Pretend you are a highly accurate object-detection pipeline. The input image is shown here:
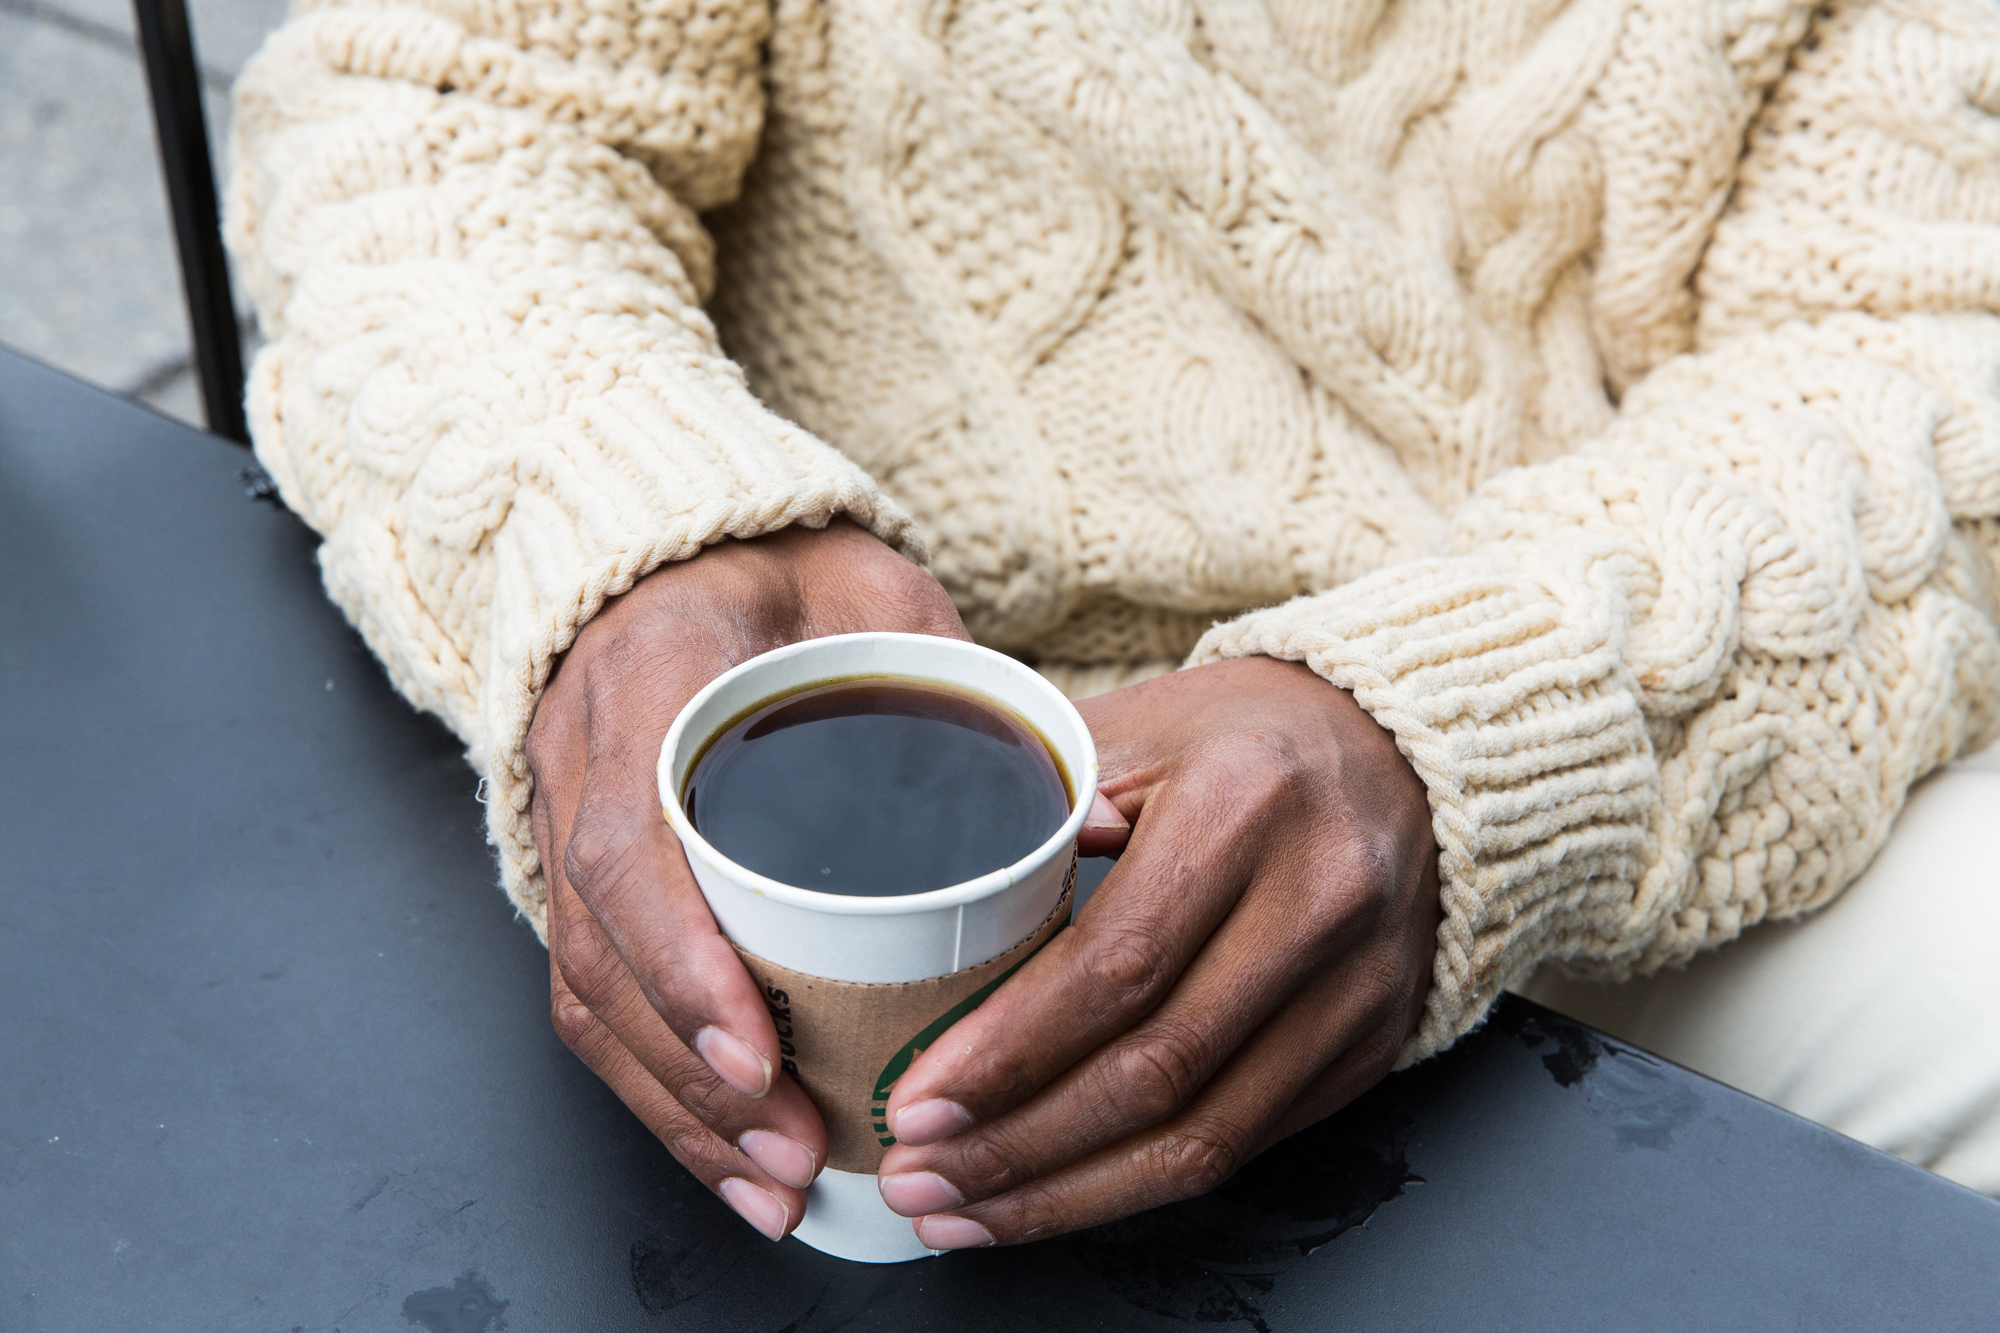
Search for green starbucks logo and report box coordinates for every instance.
[870,853,1077,1147]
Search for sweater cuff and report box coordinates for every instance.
[465,367,924,938]
[1190,550,1659,1063]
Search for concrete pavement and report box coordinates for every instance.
[0,0,285,427]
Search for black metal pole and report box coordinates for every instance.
[133,0,248,445]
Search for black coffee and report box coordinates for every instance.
[685,679,1071,897]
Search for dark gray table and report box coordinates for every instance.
[4,344,1997,1331]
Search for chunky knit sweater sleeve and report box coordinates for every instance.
[224,0,918,926]
[1195,3,2000,1061]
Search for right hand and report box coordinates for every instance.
[526,520,972,1239]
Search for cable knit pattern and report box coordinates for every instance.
[227,0,923,925]
[230,0,2000,1059]
[1194,0,2000,1058]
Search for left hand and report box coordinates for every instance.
[874,656,1441,1248]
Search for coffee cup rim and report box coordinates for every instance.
[657,632,1097,917]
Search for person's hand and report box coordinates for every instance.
[874,656,1441,1248]
[528,520,968,1241]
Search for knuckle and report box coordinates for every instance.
[1190,733,1310,835]
[1351,825,1404,902]
[1009,1190,1081,1246]
[649,1105,727,1175]
[953,1128,1039,1194]
[973,1175,1063,1245]
[968,1055,1044,1111]
[1302,829,1405,939]
[846,555,958,635]
[674,1069,739,1126]
[1215,730,1308,792]
[562,809,642,899]
[554,948,609,1015]
[1151,1125,1245,1200]
[550,986,597,1051]
[1293,872,1357,939]
[1081,925,1178,1027]
[552,915,622,1004]
[1112,1028,1208,1125]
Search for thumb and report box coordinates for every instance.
[1076,789,1131,857]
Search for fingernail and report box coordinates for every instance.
[1084,791,1129,831]
[718,1177,790,1241]
[916,1214,994,1250]
[878,1171,963,1217]
[695,1027,773,1099]
[739,1130,819,1190]
[890,1098,973,1145]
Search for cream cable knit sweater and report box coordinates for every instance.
[228,0,2000,1061]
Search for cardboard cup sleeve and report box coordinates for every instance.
[734,875,1074,1173]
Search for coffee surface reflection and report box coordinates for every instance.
[685,679,1071,897]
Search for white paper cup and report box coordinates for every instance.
[657,632,1097,1262]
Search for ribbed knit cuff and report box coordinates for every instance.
[465,368,925,939]
[1191,550,1660,1063]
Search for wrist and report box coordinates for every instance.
[562,519,961,683]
